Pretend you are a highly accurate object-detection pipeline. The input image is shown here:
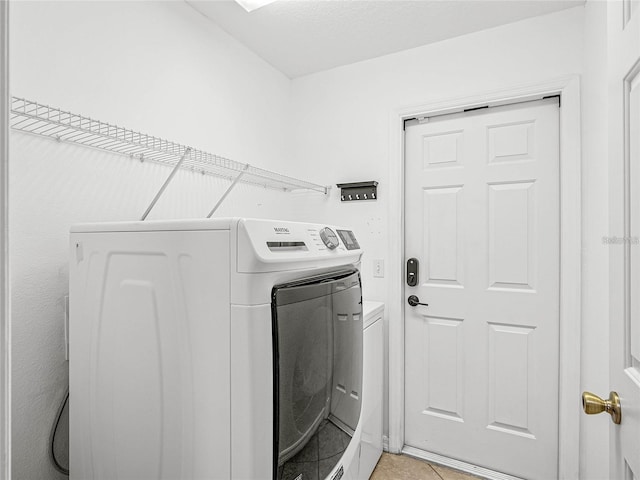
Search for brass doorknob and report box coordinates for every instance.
[582,391,621,424]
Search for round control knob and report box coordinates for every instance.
[319,227,339,250]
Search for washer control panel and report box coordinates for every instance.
[319,227,340,250]
[237,219,363,272]
[336,230,360,250]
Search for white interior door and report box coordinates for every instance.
[404,99,560,479]
[607,1,640,478]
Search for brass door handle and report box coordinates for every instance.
[582,391,621,425]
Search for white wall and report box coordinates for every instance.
[287,6,611,478]
[8,2,306,478]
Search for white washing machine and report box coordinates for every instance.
[69,217,380,480]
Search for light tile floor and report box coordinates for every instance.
[370,453,483,480]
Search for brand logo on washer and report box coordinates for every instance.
[274,227,290,234]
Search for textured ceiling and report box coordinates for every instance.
[187,0,584,79]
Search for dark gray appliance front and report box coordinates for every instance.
[271,268,363,480]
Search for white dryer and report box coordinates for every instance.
[69,217,371,480]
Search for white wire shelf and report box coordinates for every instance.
[10,97,328,194]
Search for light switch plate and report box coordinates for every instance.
[373,259,384,278]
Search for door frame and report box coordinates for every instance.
[1,1,10,477]
[387,75,581,479]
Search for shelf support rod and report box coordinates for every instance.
[141,147,192,221]
[206,163,250,218]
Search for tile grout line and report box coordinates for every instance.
[428,463,446,480]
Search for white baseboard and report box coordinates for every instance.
[401,446,524,480]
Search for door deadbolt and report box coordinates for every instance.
[407,258,419,287]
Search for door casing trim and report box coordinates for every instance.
[0,1,10,478]
[387,75,581,479]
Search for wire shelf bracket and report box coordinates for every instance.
[141,147,192,221]
[10,96,328,218]
[207,163,249,218]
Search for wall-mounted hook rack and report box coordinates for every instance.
[336,181,378,201]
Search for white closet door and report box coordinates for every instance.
[607,1,640,478]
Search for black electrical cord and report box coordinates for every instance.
[49,387,69,476]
